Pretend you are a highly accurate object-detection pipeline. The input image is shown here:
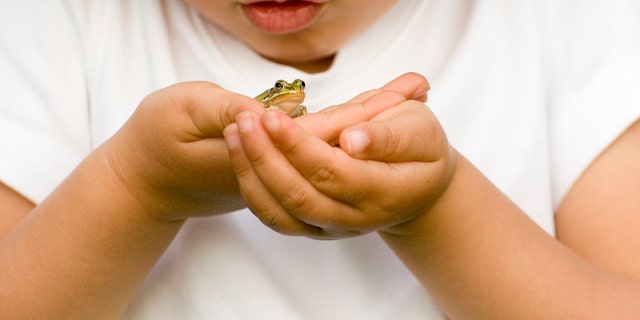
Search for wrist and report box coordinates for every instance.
[94,134,188,223]
[379,146,458,238]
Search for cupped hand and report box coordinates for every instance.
[103,82,265,221]
[224,73,455,239]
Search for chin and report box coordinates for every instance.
[259,37,339,63]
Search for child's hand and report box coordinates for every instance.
[224,74,454,238]
[102,82,265,221]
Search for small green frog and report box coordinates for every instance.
[255,79,307,118]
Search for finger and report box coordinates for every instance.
[262,110,451,232]
[339,101,449,162]
[190,87,265,138]
[381,72,430,102]
[345,72,430,104]
[296,73,430,141]
[296,90,407,143]
[151,81,265,139]
[224,119,324,236]
[235,110,369,231]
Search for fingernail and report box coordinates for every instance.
[263,111,280,133]
[223,125,240,149]
[413,83,430,100]
[345,130,369,155]
[236,113,254,133]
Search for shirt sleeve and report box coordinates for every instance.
[545,0,640,208]
[0,0,92,202]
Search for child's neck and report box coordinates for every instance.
[271,55,335,74]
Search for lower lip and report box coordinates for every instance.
[242,1,324,35]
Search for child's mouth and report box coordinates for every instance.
[241,1,326,35]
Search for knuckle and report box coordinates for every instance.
[247,199,300,236]
[243,143,270,165]
[255,212,296,236]
[278,185,308,212]
[306,154,340,188]
[308,164,337,187]
[233,162,255,181]
[379,125,402,159]
[253,204,281,226]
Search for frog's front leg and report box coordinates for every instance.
[290,105,307,118]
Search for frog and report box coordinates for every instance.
[255,79,307,118]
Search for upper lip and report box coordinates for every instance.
[239,0,328,4]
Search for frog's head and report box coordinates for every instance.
[257,79,306,111]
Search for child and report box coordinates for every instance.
[1,0,639,318]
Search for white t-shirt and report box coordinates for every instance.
[1,0,639,318]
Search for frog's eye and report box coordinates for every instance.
[292,79,305,90]
[274,80,285,89]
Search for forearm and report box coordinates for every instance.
[380,151,640,319]
[0,144,184,319]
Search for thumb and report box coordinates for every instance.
[339,101,448,163]
[140,81,265,139]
